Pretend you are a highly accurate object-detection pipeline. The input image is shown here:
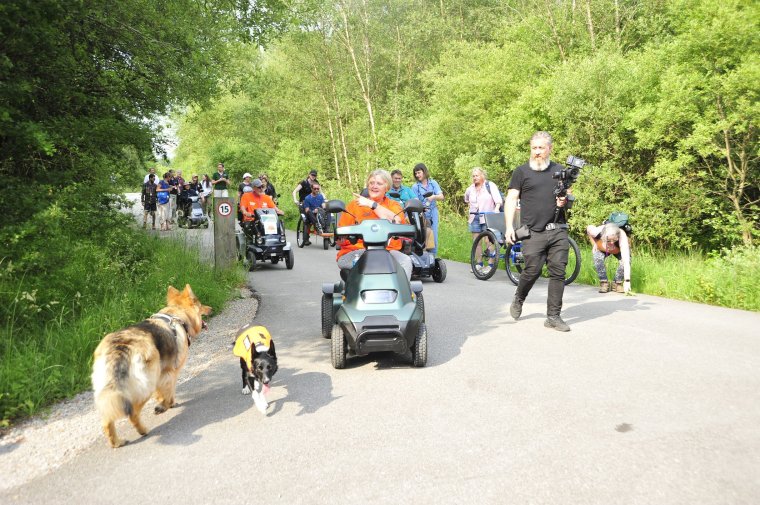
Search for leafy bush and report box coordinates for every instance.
[0,218,245,426]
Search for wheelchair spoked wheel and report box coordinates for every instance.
[504,243,523,285]
[470,230,501,280]
[296,216,306,248]
[328,221,337,247]
[565,237,581,285]
[505,237,581,286]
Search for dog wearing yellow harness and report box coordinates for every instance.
[233,324,278,413]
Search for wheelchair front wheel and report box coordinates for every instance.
[505,236,581,286]
[470,230,501,280]
[296,216,306,248]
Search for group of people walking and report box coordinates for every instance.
[141,168,214,231]
[142,130,631,333]
[141,163,279,231]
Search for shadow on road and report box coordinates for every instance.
[562,295,651,325]
[270,367,341,416]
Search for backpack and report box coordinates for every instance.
[157,182,170,204]
[605,211,632,235]
[485,182,505,212]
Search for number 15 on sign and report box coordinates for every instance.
[217,202,232,217]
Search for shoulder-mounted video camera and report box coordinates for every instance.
[552,155,587,197]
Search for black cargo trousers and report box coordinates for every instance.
[513,227,569,317]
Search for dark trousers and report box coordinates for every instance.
[514,229,569,317]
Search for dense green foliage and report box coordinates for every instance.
[1,0,284,222]
[0,219,246,425]
[0,0,282,425]
[175,0,758,252]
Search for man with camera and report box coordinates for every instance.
[504,131,574,332]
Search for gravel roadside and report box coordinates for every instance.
[0,286,258,491]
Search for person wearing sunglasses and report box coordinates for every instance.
[302,183,328,245]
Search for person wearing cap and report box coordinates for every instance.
[237,173,255,223]
[292,169,320,207]
[240,178,283,224]
[178,179,198,219]
[188,174,204,206]
[188,174,202,193]
[302,181,329,246]
[238,172,255,199]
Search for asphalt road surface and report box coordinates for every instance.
[3,209,759,504]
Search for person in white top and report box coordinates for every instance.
[143,167,160,184]
[464,167,503,270]
[200,174,213,217]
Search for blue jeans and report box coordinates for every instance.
[468,220,486,233]
[426,208,439,254]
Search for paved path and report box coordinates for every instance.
[3,209,759,504]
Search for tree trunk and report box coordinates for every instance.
[585,0,596,51]
[394,24,402,121]
[337,0,379,157]
[337,115,352,186]
[716,95,755,246]
[324,102,341,183]
[545,0,566,62]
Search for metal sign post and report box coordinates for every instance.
[213,197,237,271]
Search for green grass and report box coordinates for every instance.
[1,229,246,427]
[437,214,759,312]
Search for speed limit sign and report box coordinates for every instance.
[217,201,232,217]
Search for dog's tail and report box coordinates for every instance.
[91,349,134,420]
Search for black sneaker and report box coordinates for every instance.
[510,299,522,320]
[303,239,311,246]
[544,316,571,332]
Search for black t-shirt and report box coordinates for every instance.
[298,178,317,202]
[508,161,567,231]
[169,177,179,195]
[264,182,277,199]
[238,182,252,195]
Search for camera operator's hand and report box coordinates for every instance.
[505,226,516,245]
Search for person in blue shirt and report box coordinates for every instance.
[386,169,416,205]
[302,182,329,245]
[411,163,444,254]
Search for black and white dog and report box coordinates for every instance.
[233,325,278,412]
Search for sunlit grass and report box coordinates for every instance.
[438,214,758,311]
[1,230,245,426]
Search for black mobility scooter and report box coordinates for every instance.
[237,208,294,271]
[177,194,209,229]
[321,199,428,369]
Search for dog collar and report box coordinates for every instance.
[151,313,191,347]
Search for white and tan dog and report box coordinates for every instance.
[91,284,211,448]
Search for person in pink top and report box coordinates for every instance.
[464,167,503,270]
